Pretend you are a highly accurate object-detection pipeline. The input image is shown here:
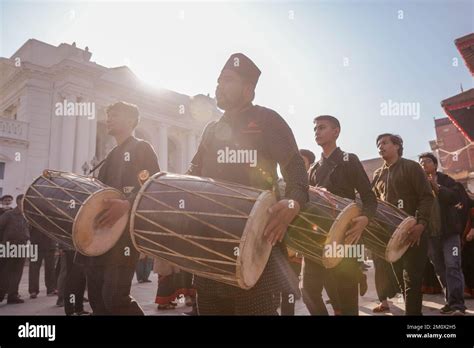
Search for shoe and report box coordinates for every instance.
[372,303,390,313]
[56,298,64,307]
[452,309,466,316]
[83,297,89,303]
[30,293,38,299]
[440,304,454,314]
[75,310,91,316]
[137,280,144,283]
[0,292,5,303]
[7,297,25,304]
[47,290,58,297]
[143,279,152,283]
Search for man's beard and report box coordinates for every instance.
[216,91,244,111]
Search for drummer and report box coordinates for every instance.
[74,101,160,315]
[187,53,309,315]
[372,134,433,315]
[303,115,377,316]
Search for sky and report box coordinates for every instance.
[1,0,473,161]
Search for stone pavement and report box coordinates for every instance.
[0,261,472,316]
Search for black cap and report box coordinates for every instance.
[221,53,261,86]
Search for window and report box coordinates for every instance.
[0,162,4,180]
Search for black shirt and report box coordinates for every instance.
[0,207,30,244]
[188,104,309,207]
[309,147,377,220]
[76,136,160,266]
[372,157,433,226]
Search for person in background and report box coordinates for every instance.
[135,254,153,283]
[0,194,14,301]
[280,149,315,315]
[372,135,433,315]
[154,259,195,310]
[28,226,58,298]
[462,194,474,298]
[0,194,30,304]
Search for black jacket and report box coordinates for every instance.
[436,172,464,236]
[188,104,309,207]
[75,136,160,266]
[372,158,433,226]
[0,207,30,244]
[308,147,377,220]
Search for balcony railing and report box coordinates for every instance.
[0,117,28,142]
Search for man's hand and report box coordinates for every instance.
[427,174,439,194]
[405,223,425,247]
[263,199,300,246]
[95,199,130,229]
[345,215,369,245]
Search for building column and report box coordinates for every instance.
[88,102,98,164]
[157,123,168,171]
[74,101,91,174]
[59,95,76,172]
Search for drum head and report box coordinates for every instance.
[385,216,416,262]
[322,203,360,269]
[73,189,128,256]
[237,191,276,289]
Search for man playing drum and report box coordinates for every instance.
[372,133,433,315]
[74,101,160,315]
[303,115,377,316]
[187,53,309,315]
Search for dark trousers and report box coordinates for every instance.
[373,255,400,302]
[302,258,341,315]
[84,263,144,315]
[135,256,153,282]
[28,249,56,294]
[394,232,429,315]
[428,234,466,311]
[0,257,26,299]
[331,259,360,315]
[196,247,290,315]
[0,257,7,297]
[197,290,277,315]
[280,261,302,316]
[63,251,86,315]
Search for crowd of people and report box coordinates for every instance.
[0,53,473,316]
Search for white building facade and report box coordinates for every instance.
[0,39,220,198]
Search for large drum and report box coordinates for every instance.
[359,199,416,263]
[130,172,276,289]
[285,186,360,269]
[22,170,128,255]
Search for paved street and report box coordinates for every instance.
[0,261,472,316]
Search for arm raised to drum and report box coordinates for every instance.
[96,141,160,229]
[406,163,434,247]
[349,154,377,221]
[261,111,309,245]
